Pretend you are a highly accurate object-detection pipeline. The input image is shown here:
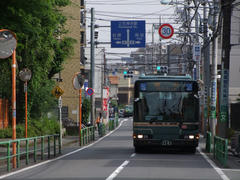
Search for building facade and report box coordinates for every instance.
[59,0,86,122]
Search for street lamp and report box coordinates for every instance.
[19,68,32,138]
[0,29,17,168]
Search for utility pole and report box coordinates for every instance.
[195,9,200,80]
[101,48,105,115]
[90,8,95,125]
[210,0,218,137]
[203,0,211,136]
[219,0,234,138]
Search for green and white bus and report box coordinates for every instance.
[133,75,200,153]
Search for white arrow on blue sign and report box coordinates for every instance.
[111,20,145,48]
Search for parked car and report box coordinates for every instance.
[119,109,125,118]
[124,105,133,117]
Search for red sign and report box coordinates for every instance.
[86,88,94,96]
[103,99,108,111]
[102,87,109,111]
[158,24,174,39]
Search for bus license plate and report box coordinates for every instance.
[162,140,172,146]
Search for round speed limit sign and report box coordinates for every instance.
[158,24,174,39]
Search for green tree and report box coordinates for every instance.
[82,98,91,125]
[0,0,75,122]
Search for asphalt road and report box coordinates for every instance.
[0,118,237,180]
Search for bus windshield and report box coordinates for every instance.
[135,91,199,122]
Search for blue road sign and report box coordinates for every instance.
[84,81,89,97]
[86,88,94,96]
[111,20,145,48]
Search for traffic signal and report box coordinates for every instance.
[124,70,133,78]
[157,66,168,74]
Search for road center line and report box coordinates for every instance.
[198,147,230,180]
[130,153,136,158]
[106,152,135,180]
[106,160,129,180]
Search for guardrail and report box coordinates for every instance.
[108,115,119,131]
[205,131,212,153]
[214,136,228,167]
[109,119,115,131]
[80,126,95,146]
[0,134,61,172]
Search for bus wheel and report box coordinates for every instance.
[189,147,196,154]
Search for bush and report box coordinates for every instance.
[0,117,60,139]
[82,98,91,125]
[0,128,12,139]
[65,126,79,136]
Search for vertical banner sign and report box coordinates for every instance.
[211,81,217,119]
[193,43,201,61]
[220,69,229,122]
[103,87,109,111]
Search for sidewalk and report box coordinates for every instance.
[199,137,240,169]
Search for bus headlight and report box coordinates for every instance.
[189,135,195,139]
[137,134,143,139]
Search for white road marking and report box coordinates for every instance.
[106,153,135,180]
[106,160,129,180]
[221,168,240,172]
[130,153,136,158]
[0,119,128,179]
[198,147,230,180]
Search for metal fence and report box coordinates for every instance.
[205,132,228,167]
[214,136,228,167]
[0,134,61,172]
[108,114,119,131]
[205,131,212,153]
[80,126,95,146]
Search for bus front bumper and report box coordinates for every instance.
[134,139,198,147]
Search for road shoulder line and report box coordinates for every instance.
[0,119,128,179]
[198,147,230,180]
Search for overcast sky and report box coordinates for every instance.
[85,0,179,60]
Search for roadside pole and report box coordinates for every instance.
[19,68,32,138]
[90,8,96,126]
[203,1,210,137]
[12,50,17,168]
[0,30,17,168]
[219,0,233,138]
[59,96,62,147]
[209,0,218,138]
[79,89,82,146]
